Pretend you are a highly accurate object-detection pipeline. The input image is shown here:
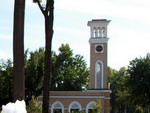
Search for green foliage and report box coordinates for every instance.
[107,66,117,83]
[109,67,131,113]
[0,44,89,106]
[134,105,144,113]
[51,44,89,91]
[91,99,102,113]
[25,48,44,102]
[128,54,150,106]
[109,54,150,112]
[0,59,13,106]
[26,96,42,113]
[69,111,83,113]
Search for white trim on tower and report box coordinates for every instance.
[95,60,104,89]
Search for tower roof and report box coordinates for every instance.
[92,19,107,21]
[87,19,111,27]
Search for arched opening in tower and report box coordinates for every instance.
[95,61,103,89]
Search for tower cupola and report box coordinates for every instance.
[88,19,110,44]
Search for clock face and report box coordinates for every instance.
[96,45,103,53]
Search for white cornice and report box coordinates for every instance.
[39,95,111,99]
[49,96,105,98]
[85,89,112,93]
[87,20,111,27]
[89,38,109,44]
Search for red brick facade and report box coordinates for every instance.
[38,90,111,113]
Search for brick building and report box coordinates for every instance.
[39,19,111,113]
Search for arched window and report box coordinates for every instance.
[68,101,82,113]
[95,60,103,89]
[86,101,96,113]
[51,101,64,113]
[93,27,97,38]
[101,27,105,38]
[97,27,101,37]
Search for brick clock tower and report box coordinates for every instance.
[39,19,111,113]
[87,19,110,90]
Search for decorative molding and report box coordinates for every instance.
[85,89,112,93]
[89,38,109,44]
[50,96,105,99]
[39,95,106,99]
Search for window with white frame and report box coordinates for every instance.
[86,101,96,113]
[68,101,82,113]
[51,101,64,113]
[95,60,103,89]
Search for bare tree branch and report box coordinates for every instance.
[45,0,54,16]
[45,0,49,15]
[37,0,46,16]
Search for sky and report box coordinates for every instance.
[1,0,150,70]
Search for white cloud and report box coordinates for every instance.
[108,24,150,70]
[55,0,150,25]
[55,27,88,36]
[0,34,12,40]
[1,0,150,70]
[0,51,12,60]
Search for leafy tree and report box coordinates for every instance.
[0,60,13,106]
[25,48,44,102]
[107,66,116,83]
[110,67,131,113]
[51,44,89,91]
[24,44,89,94]
[33,0,54,112]
[26,96,42,113]
[91,99,102,113]
[13,0,26,101]
[24,44,89,101]
[128,54,150,110]
[134,105,144,113]
[0,45,89,108]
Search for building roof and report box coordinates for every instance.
[92,19,107,21]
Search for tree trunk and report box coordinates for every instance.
[13,0,25,102]
[42,0,54,112]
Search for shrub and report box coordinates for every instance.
[91,99,102,113]
[26,97,42,113]
[134,105,144,113]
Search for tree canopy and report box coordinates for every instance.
[1,43,150,113]
[25,44,89,102]
[0,44,89,107]
[109,54,150,113]
[51,44,89,91]
[25,48,45,102]
[109,67,131,113]
[128,54,150,107]
[0,60,13,106]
